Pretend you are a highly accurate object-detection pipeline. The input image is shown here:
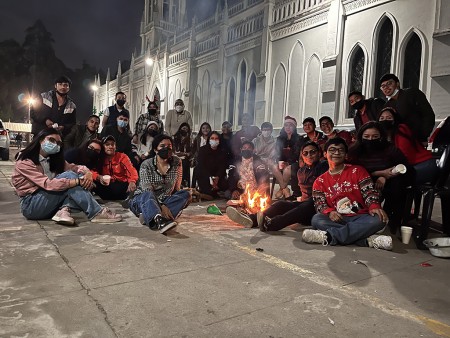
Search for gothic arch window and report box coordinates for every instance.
[374,18,393,97]
[238,61,247,125]
[403,33,422,89]
[228,78,236,125]
[247,73,256,123]
[163,0,170,21]
[348,46,365,117]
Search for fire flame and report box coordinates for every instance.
[240,184,270,214]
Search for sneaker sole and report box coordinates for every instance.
[51,216,75,226]
[159,221,177,234]
[91,217,123,223]
[226,207,253,228]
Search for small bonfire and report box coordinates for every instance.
[239,184,270,214]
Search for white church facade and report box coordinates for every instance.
[93,0,450,132]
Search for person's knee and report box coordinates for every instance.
[311,213,327,228]
[57,171,78,179]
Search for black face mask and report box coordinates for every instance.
[351,100,365,111]
[158,147,172,160]
[148,129,158,137]
[180,130,188,136]
[241,149,253,159]
[116,99,126,107]
[149,108,157,115]
[362,138,384,150]
[86,149,98,160]
[379,120,395,131]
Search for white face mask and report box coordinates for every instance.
[261,130,271,138]
[386,88,399,100]
[175,105,184,113]
[209,139,219,148]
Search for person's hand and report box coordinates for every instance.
[99,175,110,186]
[383,168,397,179]
[237,180,245,190]
[231,190,240,200]
[79,171,93,190]
[328,210,344,223]
[45,119,54,128]
[132,135,138,144]
[369,208,389,224]
[134,155,141,163]
[161,204,174,220]
[375,177,386,190]
[127,182,137,193]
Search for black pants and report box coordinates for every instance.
[94,181,129,200]
[381,175,410,226]
[197,174,228,196]
[181,158,191,187]
[252,199,316,231]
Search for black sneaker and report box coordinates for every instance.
[154,215,177,234]
[257,213,271,232]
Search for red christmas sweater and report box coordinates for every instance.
[312,164,381,216]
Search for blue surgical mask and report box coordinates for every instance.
[209,140,219,148]
[41,140,60,155]
[117,120,128,128]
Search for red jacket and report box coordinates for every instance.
[394,124,432,165]
[93,152,138,183]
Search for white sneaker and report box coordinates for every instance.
[226,207,253,228]
[367,235,393,250]
[52,207,75,226]
[91,208,122,223]
[302,229,329,246]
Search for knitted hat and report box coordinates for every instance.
[147,121,159,129]
[284,116,297,127]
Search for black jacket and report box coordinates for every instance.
[353,98,385,131]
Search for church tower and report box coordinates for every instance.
[141,0,187,52]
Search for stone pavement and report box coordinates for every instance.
[1,151,450,337]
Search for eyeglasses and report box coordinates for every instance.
[302,149,318,156]
[327,147,346,154]
[380,80,395,89]
[46,137,63,146]
[88,146,101,153]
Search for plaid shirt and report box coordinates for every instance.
[133,155,182,202]
[134,113,164,137]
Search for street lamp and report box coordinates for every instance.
[91,85,99,114]
[26,97,35,124]
[146,57,153,66]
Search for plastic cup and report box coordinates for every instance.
[401,226,413,244]
[102,175,111,185]
[392,164,407,174]
[278,161,285,170]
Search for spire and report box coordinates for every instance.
[117,60,122,76]
[106,68,110,81]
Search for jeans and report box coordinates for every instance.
[129,190,190,225]
[20,171,102,220]
[263,199,316,231]
[414,158,438,186]
[311,213,384,246]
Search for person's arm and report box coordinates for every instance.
[174,159,183,191]
[356,166,382,210]
[312,178,334,214]
[63,125,78,149]
[61,105,76,135]
[165,111,173,136]
[415,89,436,142]
[187,111,193,132]
[101,107,110,127]
[121,154,139,183]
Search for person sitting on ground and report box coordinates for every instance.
[299,117,325,146]
[12,128,122,225]
[252,121,277,166]
[220,121,234,166]
[64,114,100,150]
[191,122,212,188]
[347,122,413,234]
[227,141,270,200]
[132,121,161,161]
[64,139,103,170]
[378,107,438,186]
[317,116,353,151]
[231,113,261,160]
[92,135,138,201]
[196,131,228,199]
[226,141,328,231]
[133,100,164,143]
[274,116,302,199]
[173,122,193,188]
[302,137,392,250]
[348,91,385,132]
[128,134,191,234]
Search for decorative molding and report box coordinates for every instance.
[270,11,328,41]
[225,36,262,56]
[196,52,219,67]
[343,0,391,13]
[168,62,188,77]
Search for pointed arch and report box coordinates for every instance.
[271,63,287,128]
[247,71,257,123]
[193,84,202,130]
[399,28,427,90]
[288,40,305,119]
[168,92,174,112]
[303,54,321,122]
[174,79,182,100]
[201,70,210,123]
[237,59,247,125]
[210,81,220,129]
[227,77,236,126]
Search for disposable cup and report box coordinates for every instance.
[392,164,407,174]
[102,175,111,185]
[401,226,413,244]
[278,161,285,170]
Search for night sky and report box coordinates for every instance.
[0,0,218,71]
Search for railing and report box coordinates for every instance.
[159,20,177,32]
[196,16,216,32]
[227,11,264,43]
[229,1,244,17]
[196,34,220,55]
[174,30,191,44]
[272,0,329,24]
[169,48,189,65]
[248,0,264,6]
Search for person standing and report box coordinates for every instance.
[64,114,100,150]
[348,91,385,132]
[302,137,392,250]
[165,99,193,137]
[30,76,77,138]
[133,100,164,143]
[220,121,234,166]
[379,73,435,144]
[231,113,261,159]
[102,92,129,128]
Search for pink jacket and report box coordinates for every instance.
[12,159,87,197]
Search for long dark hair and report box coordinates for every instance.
[348,121,389,157]
[196,122,212,140]
[173,122,192,152]
[16,128,65,174]
[140,123,160,146]
[377,107,420,150]
[78,139,103,169]
[206,131,222,150]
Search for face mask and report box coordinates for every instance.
[362,138,384,150]
[241,149,253,159]
[116,99,126,107]
[148,129,158,137]
[386,89,399,100]
[56,90,68,97]
[262,130,271,138]
[149,108,157,115]
[180,130,188,136]
[158,147,171,160]
[86,149,98,160]
[379,120,395,130]
[41,140,60,155]
[209,140,219,148]
[175,105,184,113]
[351,100,365,110]
[117,120,128,128]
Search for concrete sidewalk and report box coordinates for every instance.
[1,154,450,337]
